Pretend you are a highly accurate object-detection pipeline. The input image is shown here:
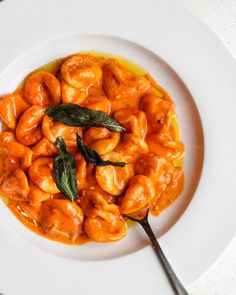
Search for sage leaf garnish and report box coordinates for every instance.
[76,134,126,167]
[45,103,126,132]
[53,137,78,202]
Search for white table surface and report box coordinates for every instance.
[177,2,236,294]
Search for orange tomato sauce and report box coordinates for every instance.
[0,52,184,245]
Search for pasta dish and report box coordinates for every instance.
[0,53,184,244]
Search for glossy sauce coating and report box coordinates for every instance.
[0,53,184,245]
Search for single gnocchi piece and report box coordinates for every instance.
[84,212,126,242]
[24,71,61,106]
[150,167,184,216]
[1,169,30,201]
[28,181,52,209]
[1,156,21,179]
[140,93,174,131]
[0,132,33,170]
[61,80,87,104]
[135,155,168,184]
[115,133,149,162]
[75,153,96,190]
[0,93,29,130]
[42,115,82,147]
[103,63,150,100]
[135,155,172,211]
[40,199,84,242]
[119,175,155,215]
[78,189,119,217]
[83,127,120,155]
[146,132,184,162]
[33,137,77,157]
[82,95,111,114]
[114,108,147,137]
[145,102,184,163]
[61,54,102,90]
[29,158,60,194]
[0,155,21,184]
[95,152,133,195]
[32,137,58,157]
[16,105,45,145]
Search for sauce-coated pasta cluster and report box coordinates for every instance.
[0,53,184,244]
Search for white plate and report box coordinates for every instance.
[0,1,235,294]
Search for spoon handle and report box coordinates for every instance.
[140,219,189,295]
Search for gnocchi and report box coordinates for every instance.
[0,53,184,245]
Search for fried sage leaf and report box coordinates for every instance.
[45,103,125,132]
[76,134,126,167]
[53,137,78,201]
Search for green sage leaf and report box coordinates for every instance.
[76,134,126,167]
[53,137,78,201]
[45,103,126,132]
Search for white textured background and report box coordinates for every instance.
[176,1,236,294]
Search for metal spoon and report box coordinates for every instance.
[127,209,189,295]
